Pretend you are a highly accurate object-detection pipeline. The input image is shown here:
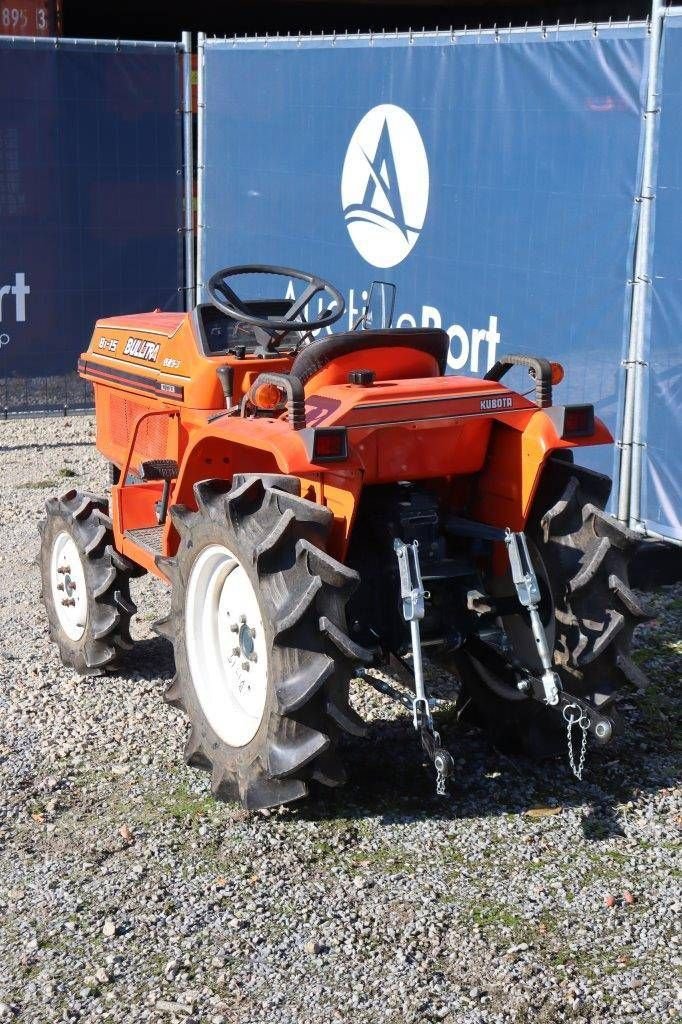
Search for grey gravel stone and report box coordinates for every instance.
[0,415,679,1024]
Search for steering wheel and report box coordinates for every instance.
[206,264,345,335]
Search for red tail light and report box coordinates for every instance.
[312,428,348,461]
[563,405,595,437]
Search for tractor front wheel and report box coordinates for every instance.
[39,490,139,674]
[155,474,368,811]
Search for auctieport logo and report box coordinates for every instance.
[0,272,30,348]
[339,110,501,372]
[341,105,429,269]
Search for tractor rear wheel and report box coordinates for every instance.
[39,489,139,674]
[155,474,368,811]
[452,457,651,758]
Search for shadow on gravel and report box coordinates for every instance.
[579,804,627,841]
[114,635,175,680]
[297,712,679,834]
[118,639,678,836]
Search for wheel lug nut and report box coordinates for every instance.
[61,598,75,607]
[232,647,240,656]
[239,614,246,623]
[230,623,239,633]
[249,627,256,638]
[56,583,64,592]
[241,661,250,672]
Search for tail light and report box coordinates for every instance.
[300,427,348,462]
[563,405,594,437]
[550,404,595,438]
[312,428,348,461]
[550,361,565,385]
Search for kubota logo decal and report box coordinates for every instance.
[480,396,513,411]
[124,337,160,362]
[341,105,429,269]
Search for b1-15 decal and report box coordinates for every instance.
[123,337,160,363]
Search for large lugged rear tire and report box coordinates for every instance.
[155,474,369,811]
[39,489,139,674]
[454,458,652,757]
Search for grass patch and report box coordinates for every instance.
[469,901,526,934]
[632,646,658,666]
[160,782,216,821]
[637,682,680,747]
[58,467,78,478]
[19,479,57,489]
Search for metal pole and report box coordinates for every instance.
[619,0,665,524]
[630,0,666,527]
[181,31,195,311]
[196,32,206,304]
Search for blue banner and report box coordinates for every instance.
[201,26,648,482]
[642,15,682,540]
[0,40,183,392]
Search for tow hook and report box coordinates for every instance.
[505,529,561,706]
[394,539,454,796]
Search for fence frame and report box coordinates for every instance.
[624,2,682,545]
[0,31,191,418]
[181,30,195,311]
[197,15,659,523]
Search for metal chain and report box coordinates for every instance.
[564,703,589,780]
[432,731,452,796]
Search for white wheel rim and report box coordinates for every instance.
[50,532,88,642]
[185,543,269,748]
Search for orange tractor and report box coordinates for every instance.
[39,265,649,809]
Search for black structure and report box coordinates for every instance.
[63,1,649,41]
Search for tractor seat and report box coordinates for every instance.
[290,328,450,388]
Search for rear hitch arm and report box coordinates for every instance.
[466,636,614,742]
[504,529,561,706]
[394,539,454,796]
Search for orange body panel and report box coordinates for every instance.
[79,309,613,580]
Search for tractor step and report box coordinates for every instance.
[125,526,164,556]
[139,459,179,482]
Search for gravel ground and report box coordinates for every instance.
[0,415,680,1024]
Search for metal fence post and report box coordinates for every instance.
[630,0,667,529]
[181,31,195,312]
[618,0,665,526]
[196,32,206,304]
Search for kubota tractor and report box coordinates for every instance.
[39,265,650,809]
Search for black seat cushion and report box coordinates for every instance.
[290,328,450,386]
